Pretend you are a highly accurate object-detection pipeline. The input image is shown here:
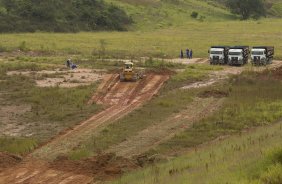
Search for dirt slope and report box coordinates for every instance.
[31,73,169,160]
[0,73,169,184]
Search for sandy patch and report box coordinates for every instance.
[7,69,104,88]
[0,100,31,137]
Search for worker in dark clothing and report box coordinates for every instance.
[190,49,193,59]
[180,49,184,59]
[66,59,71,68]
[66,58,77,70]
[186,49,189,59]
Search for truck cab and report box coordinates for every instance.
[251,48,266,65]
[209,46,229,65]
[251,46,274,66]
[228,49,243,65]
[228,46,249,66]
[209,48,224,65]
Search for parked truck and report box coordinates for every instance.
[209,46,230,65]
[251,46,274,66]
[228,46,249,66]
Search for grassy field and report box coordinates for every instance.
[1,20,282,59]
[110,119,282,184]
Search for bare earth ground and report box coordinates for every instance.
[7,68,104,88]
[1,60,282,183]
[0,95,31,137]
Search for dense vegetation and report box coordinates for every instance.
[0,0,132,32]
[226,0,266,19]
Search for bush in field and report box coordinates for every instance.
[191,11,199,19]
[0,0,132,32]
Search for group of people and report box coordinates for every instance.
[180,49,193,59]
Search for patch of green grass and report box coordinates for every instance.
[68,148,92,160]
[140,58,184,69]
[110,121,282,184]
[161,64,223,92]
[0,137,37,155]
[172,64,222,81]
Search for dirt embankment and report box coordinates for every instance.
[0,152,22,172]
[0,153,138,184]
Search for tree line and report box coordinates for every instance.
[0,0,132,33]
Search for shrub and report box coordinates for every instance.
[191,11,199,19]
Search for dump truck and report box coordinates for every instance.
[228,46,249,66]
[209,46,230,65]
[251,46,274,66]
[120,62,143,82]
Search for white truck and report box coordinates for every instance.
[251,46,274,66]
[228,46,249,66]
[209,46,229,65]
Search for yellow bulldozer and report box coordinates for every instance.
[120,62,143,82]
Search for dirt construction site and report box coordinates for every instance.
[1,58,282,183]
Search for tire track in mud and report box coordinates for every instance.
[32,74,168,160]
[0,73,169,184]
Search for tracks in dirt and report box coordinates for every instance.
[0,73,169,184]
[107,97,225,158]
[32,74,169,160]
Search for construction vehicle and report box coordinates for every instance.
[251,46,274,66]
[120,62,143,82]
[209,46,230,65]
[228,46,249,66]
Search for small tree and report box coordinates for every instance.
[191,11,198,19]
[227,0,266,20]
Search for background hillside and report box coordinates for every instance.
[0,0,132,32]
[105,0,282,30]
[0,0,282,32]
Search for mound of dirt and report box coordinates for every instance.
[198,90,229,98]
[0,152,22,171]
[51,153,138,180]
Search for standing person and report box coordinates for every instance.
[66,59,71,68]
[186,48,190,59]
[190,49,193,59]
[180,49,184,59]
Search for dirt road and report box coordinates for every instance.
[0,73,169,184]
